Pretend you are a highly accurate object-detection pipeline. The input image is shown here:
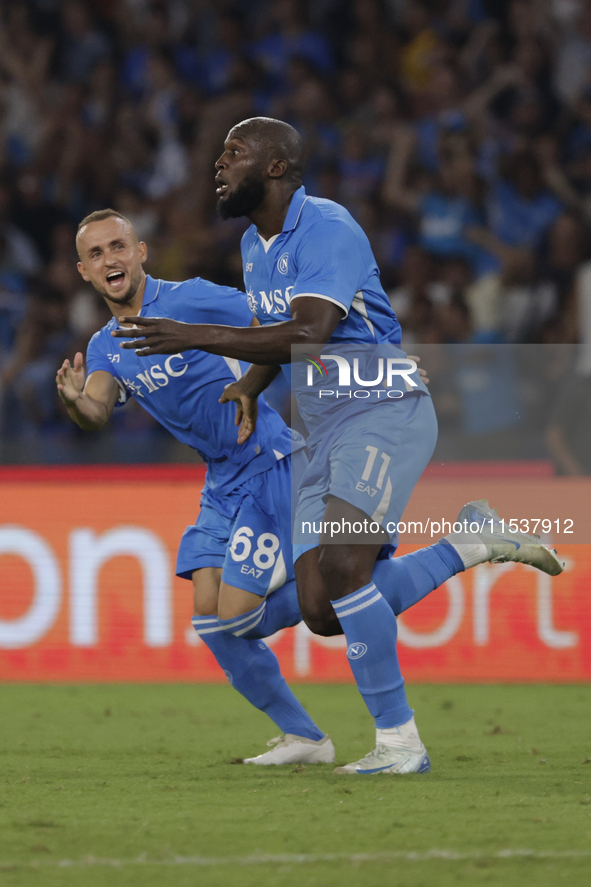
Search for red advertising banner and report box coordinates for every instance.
[0,466,588,682]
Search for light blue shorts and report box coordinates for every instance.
[176,456,294,597]
[293,395,437,562]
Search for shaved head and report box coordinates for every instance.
[76,209,137,258]
[216,117,306,230]
[229,117,305,183]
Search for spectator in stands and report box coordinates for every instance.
[0,282,70,430]
[59,1,110,85]
[384,125,494,277]
[487,151,562,253]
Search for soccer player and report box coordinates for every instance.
[112,119,563,775]
[56,209,335,765]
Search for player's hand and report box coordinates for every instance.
[219,381,258,444]
[56,353,86,406]
[408,354,429,386]
[111,316,198,355]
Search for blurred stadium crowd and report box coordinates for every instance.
[0,0,590,468]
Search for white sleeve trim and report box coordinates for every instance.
[289,292,348,317]
[115,378,130,404]
[222,356,242,380]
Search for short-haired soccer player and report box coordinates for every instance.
[113,119,564,775]
[61,210,434,766]
[57,210,335,765]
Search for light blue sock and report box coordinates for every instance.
[191,616,324,740]
[331,583,412,729]
[373,540,464,616]
[218,580,301,639]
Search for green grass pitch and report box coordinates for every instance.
[1,683,590,887]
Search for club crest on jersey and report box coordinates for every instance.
[277,252,289,274]
[346,642,368,660]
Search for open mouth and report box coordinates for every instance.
[106,270,126,289]
[215,177,229,196]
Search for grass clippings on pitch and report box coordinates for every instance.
[0,683,590,887]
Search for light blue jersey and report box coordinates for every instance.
[241,186,429,435]
[241,185,402,346]
[240,188,436,551]
[86,274,295,501]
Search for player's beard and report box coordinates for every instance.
[218,170,266,220]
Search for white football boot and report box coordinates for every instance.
[243,734,335,765]
[446,499,564,576]
[334,717,430,775]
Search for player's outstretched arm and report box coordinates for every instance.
[110,297,343,365]
[56,353,119,431]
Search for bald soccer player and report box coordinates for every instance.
[111,119,563,775]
